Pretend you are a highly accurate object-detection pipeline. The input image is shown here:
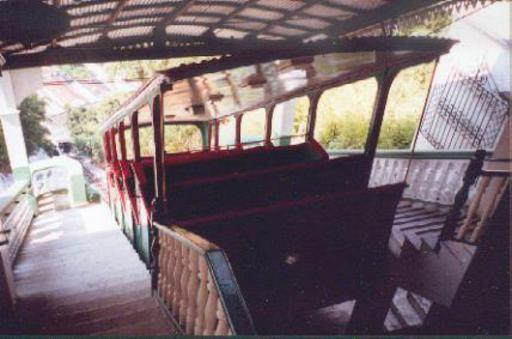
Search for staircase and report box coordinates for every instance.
[383,198,478,333]
[4,192,175,335]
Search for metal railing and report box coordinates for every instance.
[153,222,255,335]
[420,61,508,150]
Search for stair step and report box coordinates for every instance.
[94,310,174,335]
[14,256,144,280]
[406,292,431,321]
[420,234,439,251]
[441,241,474,266]
[16,268,149,297]
[17,278,150,314]
[47,297,157,327]
[384,308,403,332]
[391,289,423,328]
[42,303,163,335]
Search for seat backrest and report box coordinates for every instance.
[138,142,327,205]
[179,183,405,331]
[168,154,370,221]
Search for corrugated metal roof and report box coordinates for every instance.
[0,0,495,69]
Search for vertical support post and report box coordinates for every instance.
[206,122,213,151]
[307,91,320,142]
[0,110,30,181]
[199,122,209,151]
[103,131,112,163]
[214,120,220,151]
[131,111,141,162]
[235,115,242,149]
[364,68,398,184]
[150,93,166,292]
[265,105,274,147]
[152,94,166,207]
[118,121,127,160]
[0,72,30,181]
[110,128,118,162]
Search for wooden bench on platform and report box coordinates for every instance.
[159,183,406,334]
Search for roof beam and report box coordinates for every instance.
[201,0,260,36]
[98,0,129,41]
[244,0,325,39]
[3,36,454,70]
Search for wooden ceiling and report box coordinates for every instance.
[0,0,496,69]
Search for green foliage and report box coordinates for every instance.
[0,124,9,172]
[85,182,101,203]
[315,77,378,150]
[19,94,57,156]
[104,57,213,80]
[398,11,452,36]
[66,92,130,162]
[0,94,57,172]
[314,62,435,151]
[57,64,93,79]
[164,125,203,153]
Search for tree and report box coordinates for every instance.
[103,57,212,80]
[57,64,93,79]
[66,92,129,163]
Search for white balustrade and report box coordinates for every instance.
[369,156,470,205]
[156,224,235,336]
[0,181,37,264]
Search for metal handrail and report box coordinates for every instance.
[328,149,493,160]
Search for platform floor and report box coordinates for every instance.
[7,193,175,335]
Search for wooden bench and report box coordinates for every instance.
[136,142,327,204]
[174,183,405,334]
[166,154,370,222]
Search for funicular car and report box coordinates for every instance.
[100,36,455,335]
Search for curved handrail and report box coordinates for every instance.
[153,222,255,335]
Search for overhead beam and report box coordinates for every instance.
[3,36,455,70]
[201,0,260,36]
[244,0,325,39]
[99,0,129,40]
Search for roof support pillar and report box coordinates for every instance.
[364,66,398,183]
[0,73,29,181]
[151,94,166,210]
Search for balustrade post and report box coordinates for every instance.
[157,234,166,297]
[166,236,176,307]
[150,218,160,292]
[470,176,509,242]
[215,299,229,335]
[172,241,183,317]
[179,244,190,326]
[186,250,199,334]
[194,257,209,335]
[456,175,490,239]
[203,272,219,335]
